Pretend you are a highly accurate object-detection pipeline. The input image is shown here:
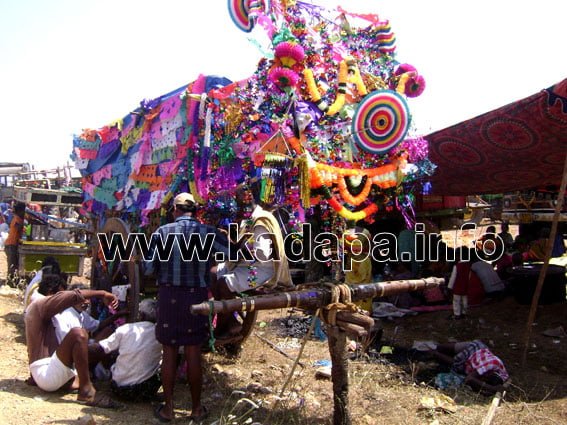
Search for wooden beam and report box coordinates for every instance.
[522,152,567,366]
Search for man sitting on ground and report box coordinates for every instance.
[24,274,119,407]
[211,184,293,337]
[429,340,509,394]
[90,299,162,401]
[52,283,128,344]
[23,256,61,314]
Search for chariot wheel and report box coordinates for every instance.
[91,217,140,322]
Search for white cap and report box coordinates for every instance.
[173,192,195,206]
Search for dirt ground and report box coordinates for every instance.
[0,250,566,425]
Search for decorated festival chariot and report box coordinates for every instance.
[72,0,439,370]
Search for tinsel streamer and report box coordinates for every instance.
[396,195,416,229]
[348,60,368,96]
[275,169,286,204]
[178,89,191,145]
[394,138,427,162]
[197,106,213,200]
[217,137,237,165]
[186,148,205,204]
[297,155,311,208]
[189,76,206,138]
[160,173,184,225]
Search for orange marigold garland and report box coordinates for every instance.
[309,164,379,221]
[337,176,372,206]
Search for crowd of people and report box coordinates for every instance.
[7,189,566,414]
[367,221,566,318]
[14,186,296,422]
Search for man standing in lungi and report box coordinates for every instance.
[146,192,229,423]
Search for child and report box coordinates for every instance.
[447,247,474,319]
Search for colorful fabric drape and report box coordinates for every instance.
[427,79,567,195]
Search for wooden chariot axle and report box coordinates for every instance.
[191,277,444,316]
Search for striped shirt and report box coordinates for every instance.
[146,215,228,288]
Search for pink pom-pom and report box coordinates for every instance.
[394,63,417,76]
[268,66,300,88]
[274,41,305,67]
[404,74,426,98]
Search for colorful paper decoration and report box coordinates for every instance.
[352,90,410,154]
[228,0,270,33]
[72,2,433,228]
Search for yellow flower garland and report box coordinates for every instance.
[303,68,329,111]
[326,60,348,116]
[396,73,411,95]
[304,58,368,116]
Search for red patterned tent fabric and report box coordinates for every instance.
[426,79,567,195]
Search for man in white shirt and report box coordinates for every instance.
[211,185,293,339]
[91,299,162,401]
[52,303,101,344]
[51,284,127,344]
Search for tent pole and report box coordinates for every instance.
[521,153,567,366]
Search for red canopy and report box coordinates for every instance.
[426,79,567,195]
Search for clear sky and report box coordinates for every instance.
[1,0,565,170]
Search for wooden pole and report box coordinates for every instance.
[481,391,504,425]
[328,325,351,425]
[522,153,567,366]
[190,277,442,424]
[191,277,444,315]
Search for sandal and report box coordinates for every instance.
[189,405,209,423]
[154,403,172,423]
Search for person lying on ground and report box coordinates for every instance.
[429,340,509,394]
[24,274,120,408]
[52,283,128,344]
[89,299,162,402]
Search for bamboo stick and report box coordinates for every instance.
[254,333,305,367]
[191,277,444,315]
[481,391,504,425]
[522,153,567,366]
